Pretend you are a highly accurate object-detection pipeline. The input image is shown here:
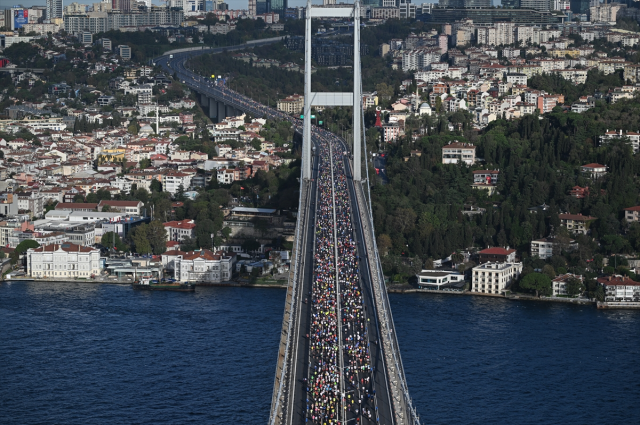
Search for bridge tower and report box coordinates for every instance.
[302,0,363,182]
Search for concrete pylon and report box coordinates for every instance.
[302,1,363,181]
[208,97,217,120]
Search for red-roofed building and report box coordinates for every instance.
[26,243,101,278]
[164,220,196,242]
[581,163,607,179]
[624,206,640,222]
[597,275,640,302]
[55,202,98,212]
[478,247,517,264]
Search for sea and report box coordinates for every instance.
[1,281,639,424]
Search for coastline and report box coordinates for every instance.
[5,278,640,308]
[2,277,289,289]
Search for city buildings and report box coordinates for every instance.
[552,273,583,297]
[478,247,517,264]
[171,249,237,283]
[530,237,577,260]
[558,213,597,235]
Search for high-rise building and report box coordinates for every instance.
[520,0,551,10]
[271,0,288,19]
[570,0,590,14]
[502,0,521,7]
[256,0,269,15]
[439,0,491,7]
[46,0,63,20]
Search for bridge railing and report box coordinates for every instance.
[356,98,421,425]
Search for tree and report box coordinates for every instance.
[147,220,167,255]
[139,158,151,169]
[377,234,392,256]
[73,194,85,203]
[242,238,261,253]
[519,272,552,297]
[565,277,585,297]
[130,224,152,254]
[86,192,98,203]
[102,205,112,212]
[11,239,40,265]
[194,218,216,249]
[150,179,162,193]
[101,231,127,252]
[542,264,556,279]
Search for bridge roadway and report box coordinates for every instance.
[155,47,409,424]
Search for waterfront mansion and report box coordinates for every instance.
[26,243,101,278]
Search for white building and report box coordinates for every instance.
[598,275,640,302]
[172,249,236,283]
[472,262,523,295]
[600,130,640,154]
[416,270,465,290]
[530,236,578,260]
[442,142,476,165]
[552,273,583,297]
[26,242,101,278]
[163,171,192,194]
[164,220,196,242]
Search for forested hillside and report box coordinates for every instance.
[374,97,640,278]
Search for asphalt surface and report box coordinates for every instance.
[155,47,397,424]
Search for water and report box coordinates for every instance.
[2,282,639,424]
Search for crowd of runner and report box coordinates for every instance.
[305,136,377,424]
[196,76,378,423]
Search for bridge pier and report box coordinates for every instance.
[217,101,226,123]
[208,97,217,120]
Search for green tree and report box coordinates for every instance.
[519,272,552,297]
[131,224,152,255]
[86,192,98,203]
[565,277,585,297]
[150,179,162,193]
[242,238,261,253]
[147,220,167,255]
[73,194,85,203]
[101,231,127,252]
[11,239,40,265]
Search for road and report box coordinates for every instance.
[155,46,398,424]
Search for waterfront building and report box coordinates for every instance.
[552,273,583,296]
[416,269,466,290]
[598,275,640,302]
[472,262,523,294]
[169,249,237,283]
[26,243,101,278]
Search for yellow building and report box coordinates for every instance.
[549,49,580,58]
[98,148,126,164]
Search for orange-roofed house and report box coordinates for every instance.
[478,247,517,264]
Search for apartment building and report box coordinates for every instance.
[598,275,640,302]
[530,236,577,259]
[97,200,144,215]
[472,262,523,295]
[164,220,196,242]
[558,213,597,235]
[26,243,101,278]
[600,129,640,154]
[277,94,304,115]
[442,142,476,165]
[472,169,499,184]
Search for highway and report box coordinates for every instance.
[155,45,404,424]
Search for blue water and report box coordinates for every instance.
[1,283,639,424]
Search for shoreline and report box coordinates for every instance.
[5,278,639,309]
[2,277,289,289]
